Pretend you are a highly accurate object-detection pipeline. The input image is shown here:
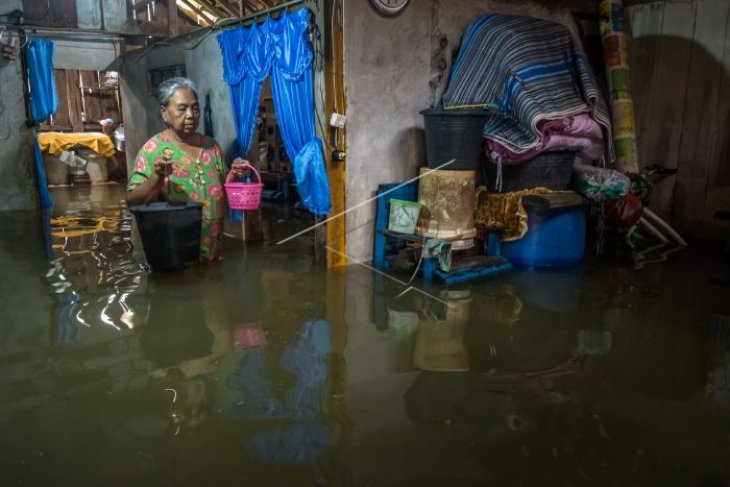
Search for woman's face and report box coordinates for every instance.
[161,87,200,136]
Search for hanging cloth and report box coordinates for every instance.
[27,38,59,209]
[217,8,331,216]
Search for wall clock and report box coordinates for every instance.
[369,0,410,16]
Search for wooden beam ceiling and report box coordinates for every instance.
[131,0,291,29]
[178,0,214,25]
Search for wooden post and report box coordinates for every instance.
[168,0,178,37]
[324,0,347,268]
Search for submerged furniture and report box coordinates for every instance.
[39,132,114,185]
[420,230,512,285]
[373,182,512,284]
[37,132,116,158]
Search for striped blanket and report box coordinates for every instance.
[442,14,613,160]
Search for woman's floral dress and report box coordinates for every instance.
[127,132,227,261]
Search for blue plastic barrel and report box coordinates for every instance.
[502,204,586,267]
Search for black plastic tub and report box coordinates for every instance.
[130,201,203,271]
[484,151,577,192]
[421,107,490,170]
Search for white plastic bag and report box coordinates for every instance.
[573,164,630,201]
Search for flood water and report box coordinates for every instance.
[1,184,730,487]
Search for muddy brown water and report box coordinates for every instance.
[0,184,729,487]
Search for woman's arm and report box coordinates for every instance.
[209,141,250,183]
[126,160,171,206]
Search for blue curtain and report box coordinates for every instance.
[28,38,58,209]
[217,8,331,216]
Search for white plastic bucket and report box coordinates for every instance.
[77,149,108,184]
[44,154,69,185]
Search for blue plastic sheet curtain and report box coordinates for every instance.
[217,8,331,216]
[27,38,58,209]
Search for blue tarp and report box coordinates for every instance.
[27,38,58,209]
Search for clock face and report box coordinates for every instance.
[370,0,410,16]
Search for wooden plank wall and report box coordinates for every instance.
[66,70,84,132]
[23,0,127,32]
[629,0,730,240]
[41,69,122,133]
[23,0,77,27]
[49,0,79,28]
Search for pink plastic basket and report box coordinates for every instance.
[224,163,264,211]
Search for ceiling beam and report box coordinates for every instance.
[178,0,213,25]
[212,0,240,17]
[168,0,179,36]
[196,0,230,18]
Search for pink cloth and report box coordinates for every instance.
[487,114,605,164]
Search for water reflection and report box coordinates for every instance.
[47,185,147,347]
[706,314,730,408]
[0,185,351,485]
[2,185,730,485]
[226,320,333,464]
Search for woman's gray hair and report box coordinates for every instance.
[157,77,198,107]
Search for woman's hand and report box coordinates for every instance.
[153,159,172,182]
[126,159,171,206]
[226,158,251,183]
[152,159,173,201]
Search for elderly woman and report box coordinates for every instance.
[127,77,248,261]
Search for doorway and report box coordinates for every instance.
[224,76,321,250]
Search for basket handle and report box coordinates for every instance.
[232,162,261,184]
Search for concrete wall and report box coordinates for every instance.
[119,46,185,172]
[183,34,237,156]
[0,0,37,210]
[0,55,36,210]
[52,36,122,70]
[343,0,583,262]
[119,32,235,173]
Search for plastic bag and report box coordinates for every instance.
[603,192,643,231]
[573,164,631,201]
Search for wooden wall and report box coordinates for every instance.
[41,69,123,132]
[21,0,127,31]
[629,0,730,240]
